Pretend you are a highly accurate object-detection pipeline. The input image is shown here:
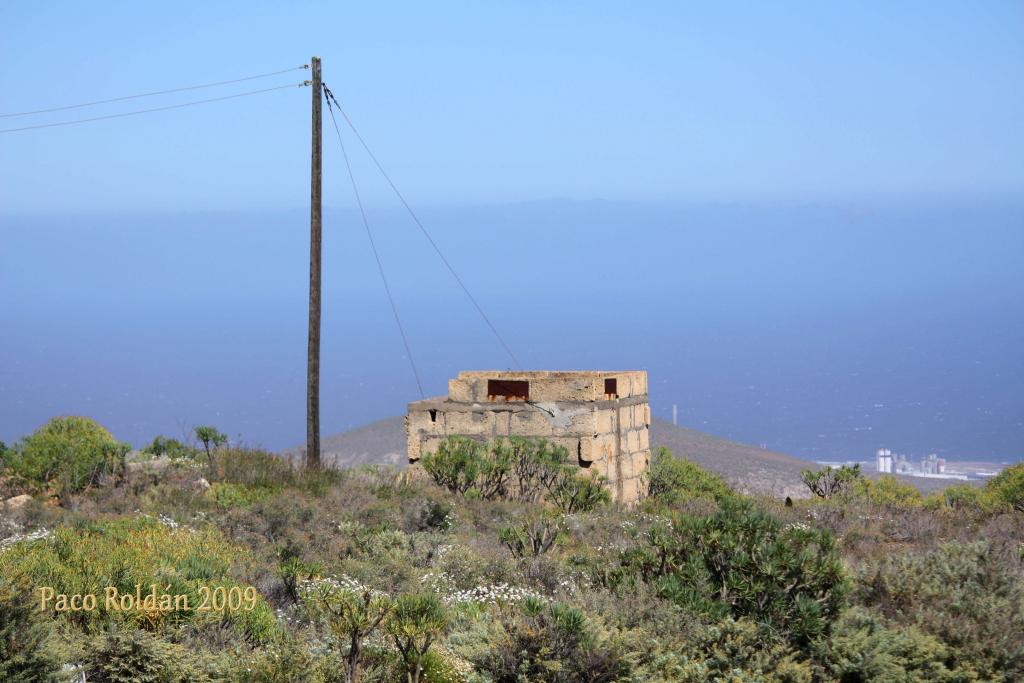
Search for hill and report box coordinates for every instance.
[647,418,816,498]
[281,416,408,468]
[283,415,819,498]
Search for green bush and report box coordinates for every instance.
[472,598,631,683]
[987,462,1024,512]
[83,628,193,683]
[388,593,449,683]
[420,436,507,499]
[545,471,611,514]
[819,607,978,682]
[856,540,1024,679]
[300,575,392,683]
[143,435,197,460]
[852,475,923,507]
[644,616,814,682]
[1,416,128,497]
[800,464,862,499]
[499,513,566,558]
[647,446,732,504]
[0,578,61,683]
[242,634,335,683]
[628,500,846,645]
[0,515,277,642]
[209,482,277,509]
[924,484,999,513]
[421,436,610,513]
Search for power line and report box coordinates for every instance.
[321,87,523,370]
[323,84,425,399]
[1,65,309,118]
[0,82,309,134]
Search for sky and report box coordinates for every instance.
[1,3,1022,462]
[1,1,1022,209]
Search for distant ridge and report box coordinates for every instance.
[282,415,817,498]
[281,416,407,468]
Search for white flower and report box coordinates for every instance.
[0,527,52,551]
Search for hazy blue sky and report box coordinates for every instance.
[2,1,1022,209]
[1,3,1022,462]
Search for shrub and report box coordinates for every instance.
[2,416,128,497]
[800,464,861,499]
[83,628,191,683]
[209,482,277,509]
[545,471,611,514]
[647,446,732,504]
[420,436,506,498]
[471,597,631,683]
[856,540,1024,679]
[0,578,61,682]
[242,634,332,683]
[852,475,922,507]
[644,616,814,683]
[633,500,846,645]
[142,435,197,460]
[0,515,276,642]
[499,513,566,559]
[278,551,323,603]
[300,575,393,683]
[387,593,448,683]
[987,462,1024,512]
[210,447,293,487]
[818,607,978,682]
[421,436,610,513]
[923,484,999,513]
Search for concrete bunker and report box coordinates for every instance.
[405,370,651,503]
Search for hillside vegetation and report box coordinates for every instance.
[2,416,1023,682]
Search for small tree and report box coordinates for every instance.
[801,464,862,499]
[388,593,448,683]
[301,578,392,683]
[193,425,227,469]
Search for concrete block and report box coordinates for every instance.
[595,407,615,434]
[444,409,492,435]
[618,406,632,431]
[511,409,553,437]
[637,428,650,451]
[625,429,641,453]
[620,476,645,503]
[448,379,474,402]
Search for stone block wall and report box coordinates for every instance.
[406,371,651,503]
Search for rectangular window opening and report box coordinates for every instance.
[487,379,529,401]
[604,378,618,398]
[428,409,438,423]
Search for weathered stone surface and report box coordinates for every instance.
[406,371,651,503]
[3,494,33,509]
[126,456,171,474]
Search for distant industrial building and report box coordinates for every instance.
[876,447,960,479]
[875,448,893,473]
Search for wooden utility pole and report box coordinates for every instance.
[306,55,322,469]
